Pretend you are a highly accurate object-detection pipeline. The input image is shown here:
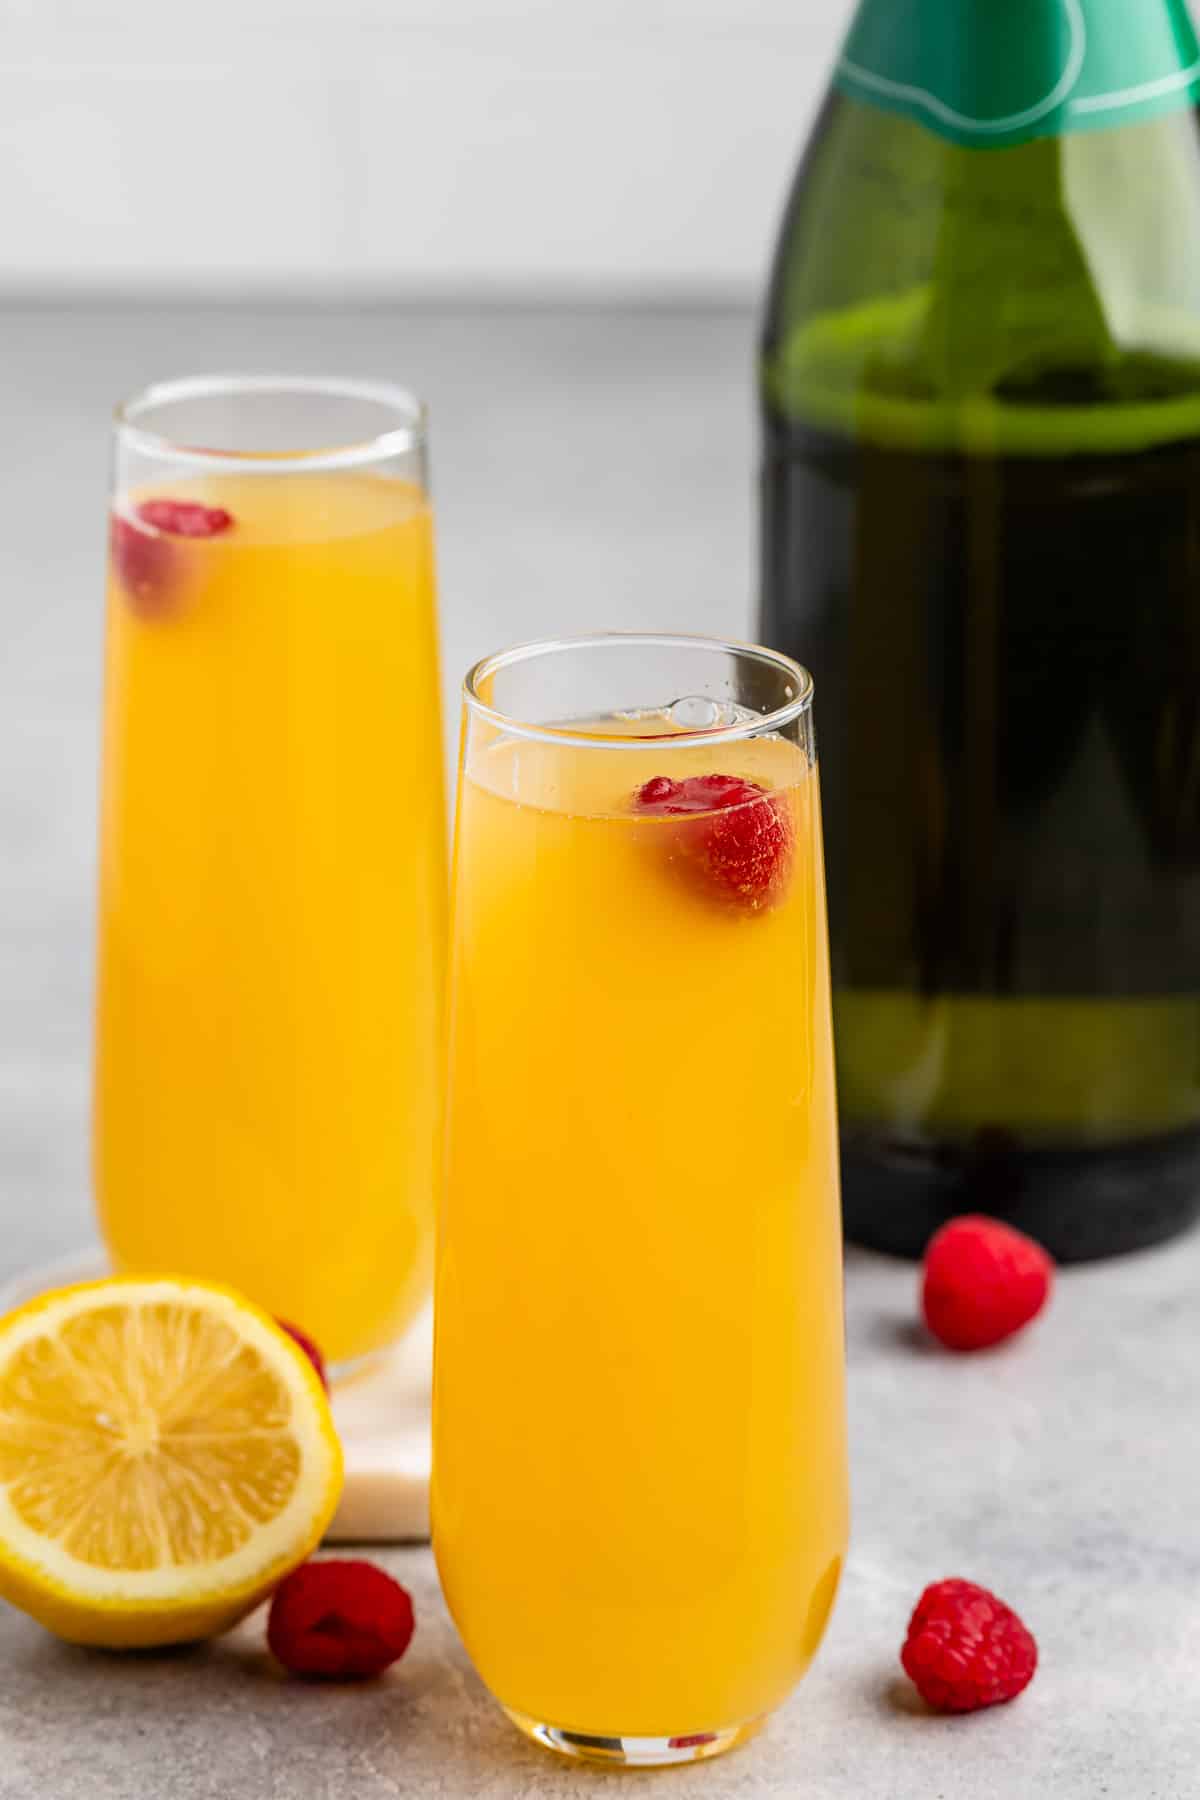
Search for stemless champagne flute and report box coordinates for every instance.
[94,376,446,1372]
[433,633,848,1766]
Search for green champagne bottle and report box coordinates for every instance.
[760,0,1200,1259]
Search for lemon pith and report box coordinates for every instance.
[0,1276,343,1647]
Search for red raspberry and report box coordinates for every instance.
[901,1578,1037,1713]
[267,1560,415,1680]
[922,1214,1053,1351]
[109,498,232,617]
[633,772,793,912]
[136,498,233,538]
[109,514,174,617]
[275,1319,328,1392]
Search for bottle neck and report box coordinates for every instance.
[835,0,1200,148]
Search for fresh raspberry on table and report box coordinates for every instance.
[633,772,793,913]
[275,1319,328,1392]
[901,1578,1037,1713]
[267,1560,415,1680]
[921,1214,1054,1350]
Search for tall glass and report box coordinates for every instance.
[433,634,848,1766]
[94,376,446,1370]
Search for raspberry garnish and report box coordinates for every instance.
[267,1560,415,1680]
[633,772,793,912]
[135,499,233,538]
[922,1214,1054,1351]
[275,1319,328,1392]
[109,515,173,617]
[901,1578,1037,1713]
[109,498,232,617]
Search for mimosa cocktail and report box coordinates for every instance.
[95,378,445,1368]
[433,635,847,1764]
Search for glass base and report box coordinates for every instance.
[503,1706,765,1767]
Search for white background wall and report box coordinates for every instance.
[1,0,848,296]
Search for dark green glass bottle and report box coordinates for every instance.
[760,0,1200,1259]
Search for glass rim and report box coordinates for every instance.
[113,373,427,474]
[463,632,814,751]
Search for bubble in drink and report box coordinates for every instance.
[668,696,746,730]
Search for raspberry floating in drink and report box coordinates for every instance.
[633,771,793,912]
[110,497,233,617]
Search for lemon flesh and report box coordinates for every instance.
[0,1277,343,1646]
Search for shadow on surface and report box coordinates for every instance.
[856,1315,941,1358]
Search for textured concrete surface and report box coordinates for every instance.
[3,1238,1199,1798]
[1,303,1199,1797]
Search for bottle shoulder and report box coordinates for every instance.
[762,96,1200,450]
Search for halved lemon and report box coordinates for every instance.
[0,1276,344,1647]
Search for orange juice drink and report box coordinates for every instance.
[433,635,847,1765]
[95,378,445,1369]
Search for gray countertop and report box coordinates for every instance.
[1,302,1197,1799]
